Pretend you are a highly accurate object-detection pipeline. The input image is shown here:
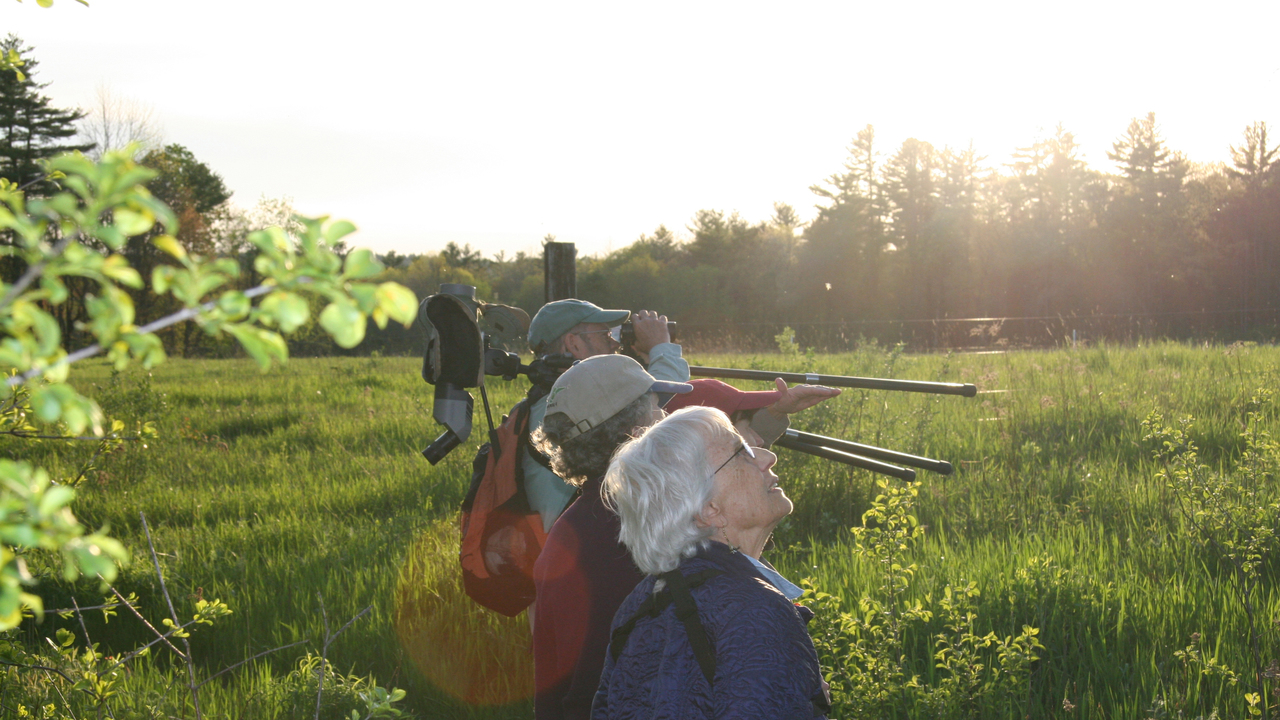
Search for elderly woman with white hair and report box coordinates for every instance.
[592,406,831,719]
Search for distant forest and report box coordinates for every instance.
[3,32,1277,354]
[378,118,1280,351]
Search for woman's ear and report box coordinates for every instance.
[696,501,723,530]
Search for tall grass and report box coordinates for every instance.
[12,341,1280,718]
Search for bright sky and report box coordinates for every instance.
[10,0,1280,259]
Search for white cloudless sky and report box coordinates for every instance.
[8,0,1280,259]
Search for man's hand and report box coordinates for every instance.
[766,377,841,420]
[630,309,671,360]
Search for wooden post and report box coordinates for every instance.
[544,242,577,302]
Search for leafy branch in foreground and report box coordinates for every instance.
[0,148,417,627]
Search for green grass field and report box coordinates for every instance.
[12,342,1280,718]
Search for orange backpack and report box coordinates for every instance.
[459,389,551,616]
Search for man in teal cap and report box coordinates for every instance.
[523,299,689,531]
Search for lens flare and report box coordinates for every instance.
[394,519,535,707]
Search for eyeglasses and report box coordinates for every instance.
[713,438,757,476]
[574,328,615,341]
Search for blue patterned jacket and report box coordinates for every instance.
[591,542,829,719]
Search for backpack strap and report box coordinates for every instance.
[663,568,717,687]
[609,569,722,687]
[519,383,555,470]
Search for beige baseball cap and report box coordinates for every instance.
[544,354,692,441]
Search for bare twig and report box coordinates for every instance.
[47,600,124,614]
[194,639,308,690]
[71,597,92,647]
[70,595,121,719]
[14,171,53,194]
[98,616,202,677]
[328,604,373,644]
[0,430,143,441]
[7,282,282,389]
[47,671,82,720]
[0,395,21,416]
[313,597,374,720]
[0,658,77,683]
[105,585,185,659]
[141,512,202,720]
[69,436,118,487]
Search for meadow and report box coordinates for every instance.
[11,341,1280,718]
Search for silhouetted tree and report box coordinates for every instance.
[803,125,888,320]
[1004,126,1099,314]
[1105,112,1190,313]
[1211,122,1280,314]
[0,35,93,194]
[883,138,940,318]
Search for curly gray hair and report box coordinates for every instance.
[602,406,738,574]
[531,392,656,487]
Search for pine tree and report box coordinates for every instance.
[1216,122,1280,314]
[803,124,889,320]
[883,137,941,318]
[0,35,93,193]
[1005,126,1099,314]
[1105,112,1191,314]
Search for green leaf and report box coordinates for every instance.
[225,325,267,370]
[225,324,288,370]
[29,387,62,424]
[0,525,40,548]
[94,224,125,250]
[375,282,419,325]
[217,291,251,319]
[29,307,61,358]
[152,235,187,261]
[68,542,118,583]
[343,249,382,280]
[60,395,97,435]
[347,282,378,313]
[0,588,23,631]
[36,484,75,518]
[40,274,68,303]
[261,291,310,333]
[319,300,366,348]
[113,208,153,236]
[324,219,357,244]
[85,534,128,569]
[151,266,173,294]
[101,255,143,288]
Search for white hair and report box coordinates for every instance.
[602,406,738,575]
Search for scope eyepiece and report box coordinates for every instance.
[422,429,463,465]
[485,348,524,379]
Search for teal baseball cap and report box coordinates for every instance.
[528,299,630,352]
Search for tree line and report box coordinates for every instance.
[4,33,1277,355]
[380,118,1278,350]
